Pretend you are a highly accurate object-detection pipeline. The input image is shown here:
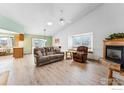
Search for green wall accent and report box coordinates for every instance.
[24,34,53,54]
[46,36,52,46]
[0,15,52,54]
[0,15,24,32]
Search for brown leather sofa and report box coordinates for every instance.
[73,46,88,63]
[34,47,64,66]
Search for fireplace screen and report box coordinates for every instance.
[106,45,124,69]
[105,45,124,64]
[107,49,121,60]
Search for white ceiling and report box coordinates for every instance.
[0,3,103,36]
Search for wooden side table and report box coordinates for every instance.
[65,51,73,60]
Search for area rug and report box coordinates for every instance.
[0,71,9,85]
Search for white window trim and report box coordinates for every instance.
[72,32,93,52]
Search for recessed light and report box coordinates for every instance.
[47,22,53,26]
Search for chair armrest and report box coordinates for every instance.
[34,54,40,58]
[81,53,88,55]
[34,54,40,66]
[79,53,87,57]
[73,52,77,55]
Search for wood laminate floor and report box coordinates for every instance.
[0,54,123,85]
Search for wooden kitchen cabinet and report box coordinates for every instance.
[13,48,23,58]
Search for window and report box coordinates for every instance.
[32,38,47,48]
[72,32,93,51]
[0,36,14,48]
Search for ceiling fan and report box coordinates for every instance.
[59,9,71,25]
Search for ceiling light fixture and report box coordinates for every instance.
[43,29,46,36]
[43,28,46,39]
[47,22,53,26]
[60,18,64,25]
[59,9,65,25]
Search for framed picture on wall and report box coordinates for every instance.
[55,38,60,44]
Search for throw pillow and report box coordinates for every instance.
[36,50,43,56]
[54,47,60,54]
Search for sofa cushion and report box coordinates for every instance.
[47,52,54,55]
[54,54,64,58]
[53,47,61,54]
[39,56,50,62]
[40,48,46,56]
[48,55,58,59]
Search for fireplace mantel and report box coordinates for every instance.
[103,40,124,59]
[103,39,124,46]
[102,39,124,70]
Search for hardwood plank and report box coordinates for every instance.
[0,54,123,85]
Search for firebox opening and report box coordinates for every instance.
[105,45,124,69]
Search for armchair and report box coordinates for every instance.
[73,46,88,63]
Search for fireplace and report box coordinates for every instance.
[106,45,124,69]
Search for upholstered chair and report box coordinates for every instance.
[73,46,88,63]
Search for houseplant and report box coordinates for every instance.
[105,33,124,40]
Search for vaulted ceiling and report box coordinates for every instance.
[0,3,103,36]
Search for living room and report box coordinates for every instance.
[1,2,124,92]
